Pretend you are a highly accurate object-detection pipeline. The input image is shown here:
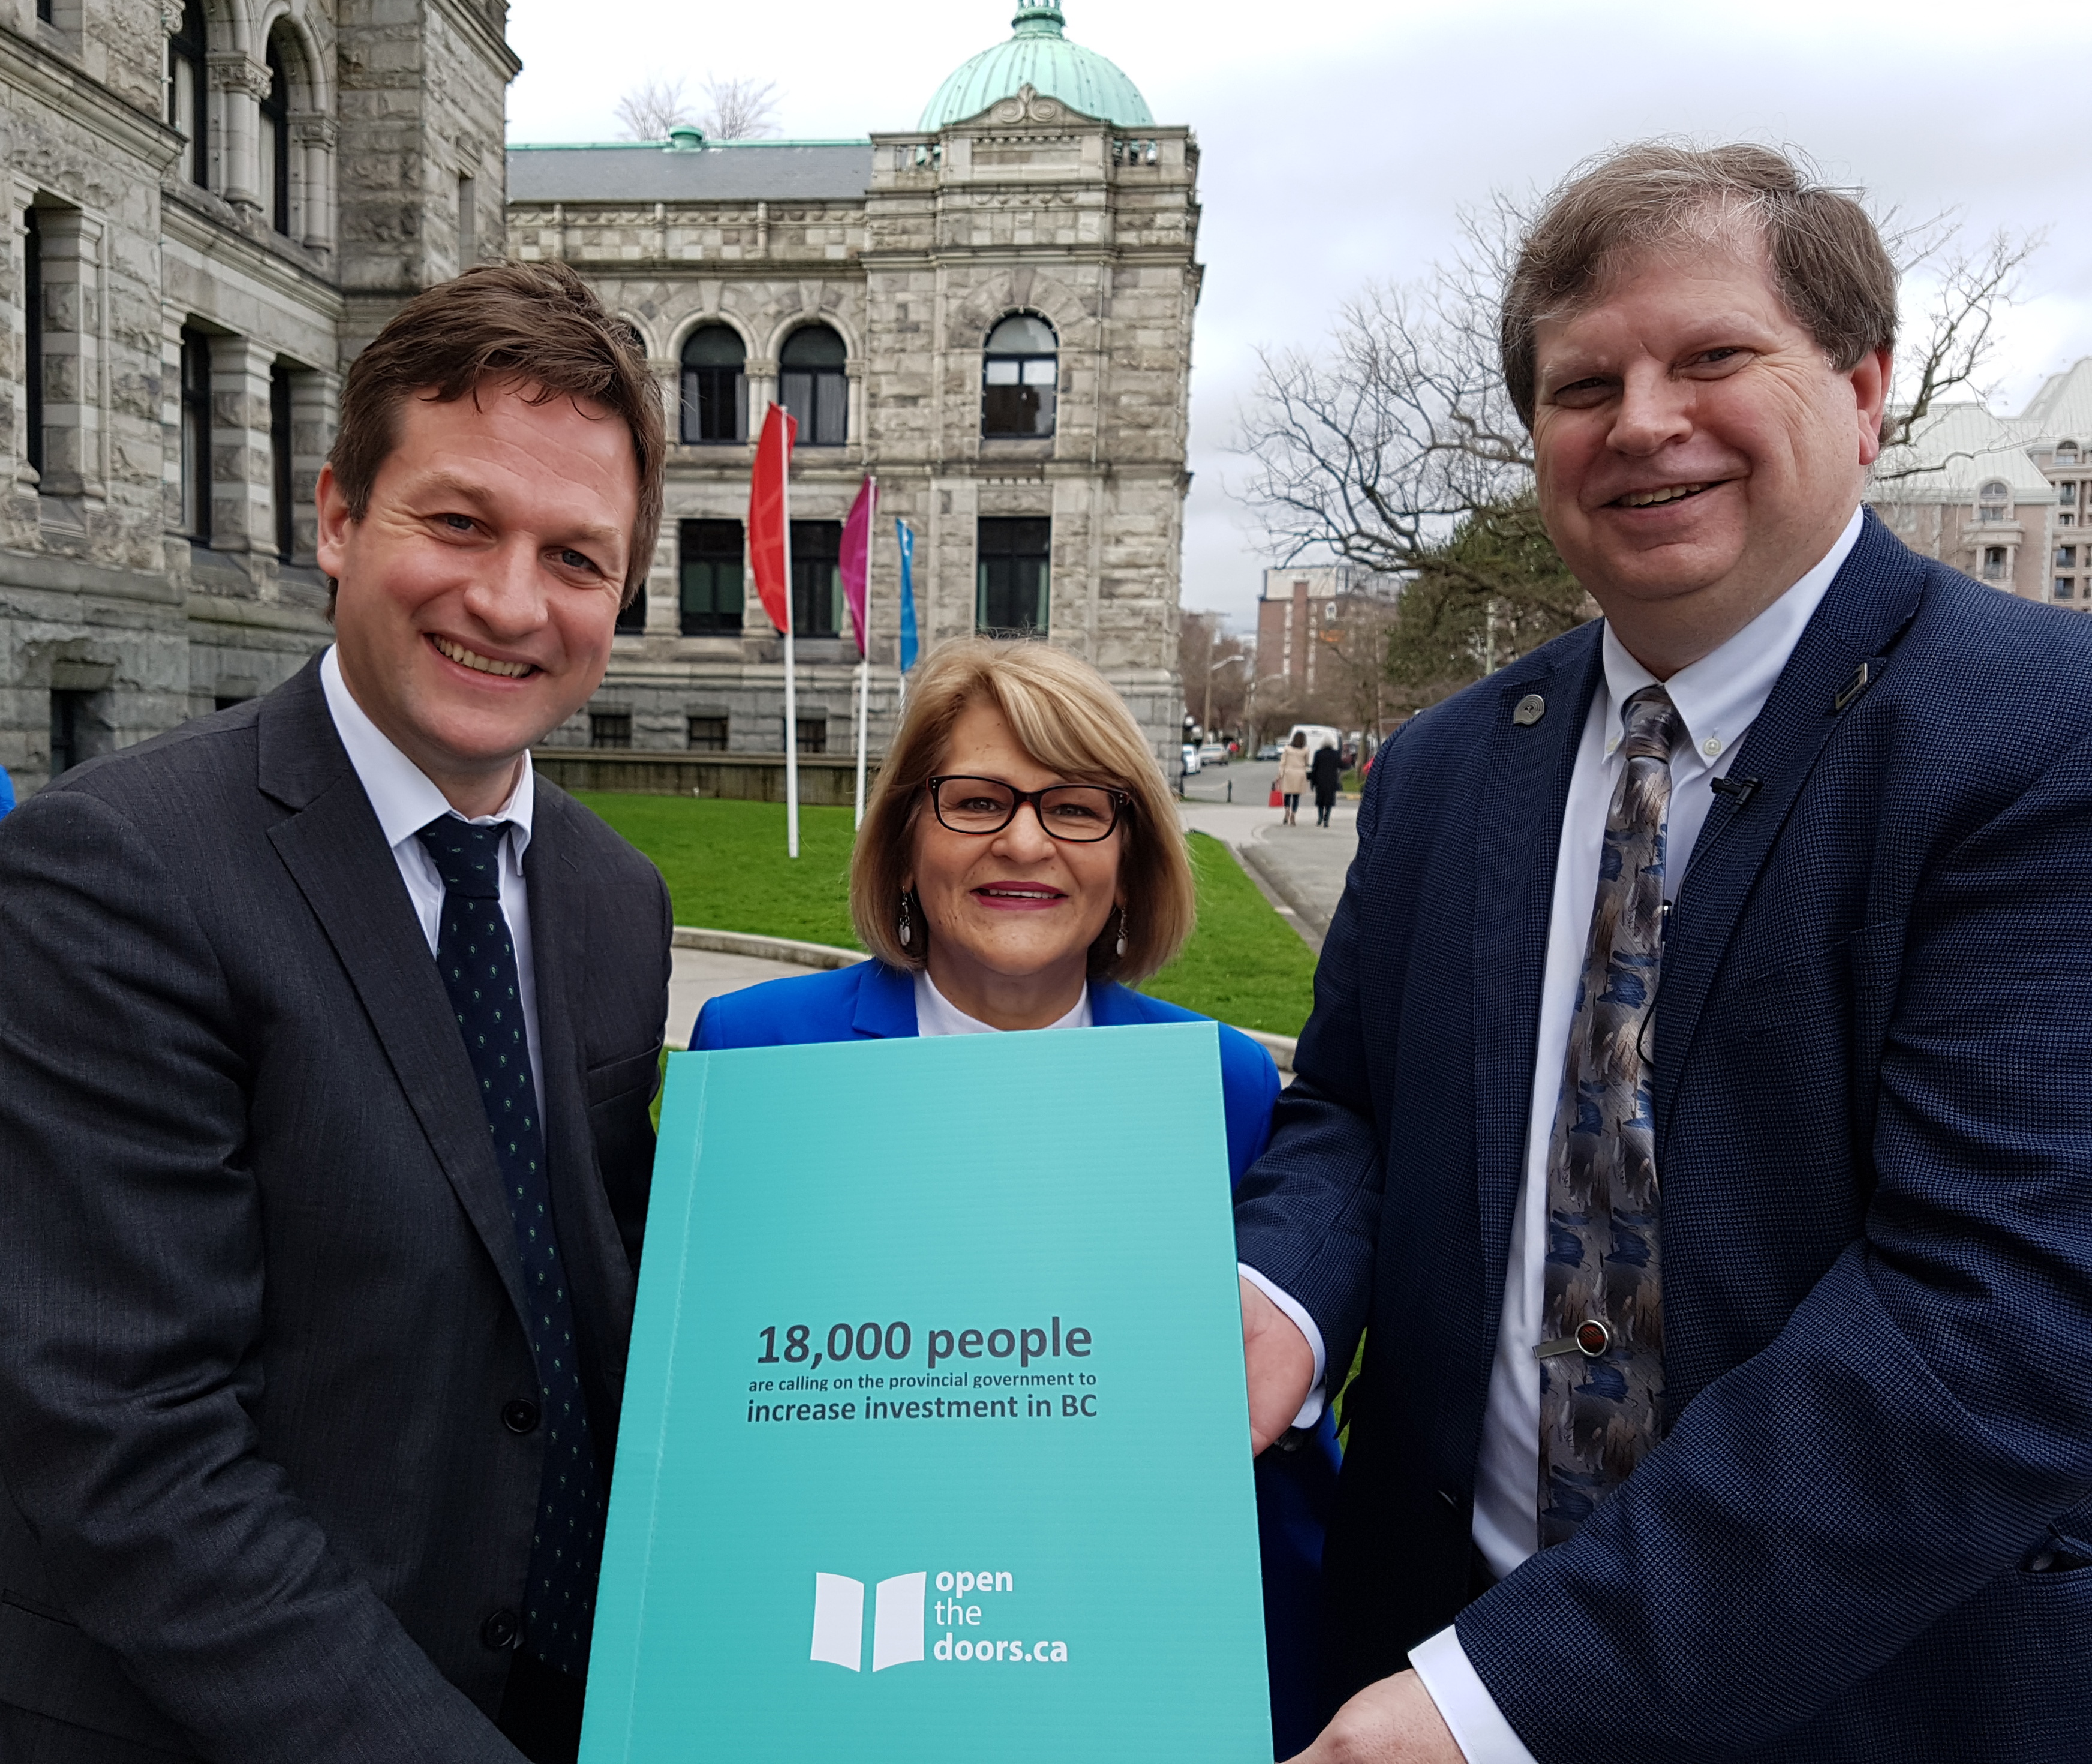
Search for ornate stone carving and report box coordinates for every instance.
[988,84,1066,126]
[206,51,271,98]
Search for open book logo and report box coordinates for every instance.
[810,1571,925,1673]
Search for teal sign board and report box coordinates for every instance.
[581,1022,1271,1763]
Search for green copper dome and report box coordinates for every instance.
[919,1,1155,131]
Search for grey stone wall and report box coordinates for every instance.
[510,83,1200,768]
[0,0,516,792]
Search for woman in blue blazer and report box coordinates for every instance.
[694,638,1336,1759]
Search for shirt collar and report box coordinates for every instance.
[1599,504,1865,770]
[319,645,534,855]
[912,968,1092,1035]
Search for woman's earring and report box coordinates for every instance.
[898,891,913,949]
[1114,906,1129,959]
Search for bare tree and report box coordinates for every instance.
[702,76,781,142]
[614,77,699,142]
[1179,611,1252,740]
[1237,199,1533,592]
[1874,223,2044,480]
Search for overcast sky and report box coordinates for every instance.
[507,0,2092,630]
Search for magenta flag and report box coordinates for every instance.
[839,476,877,657]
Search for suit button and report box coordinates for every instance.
[482,1608,520,1650]
[503,1399,540,1434]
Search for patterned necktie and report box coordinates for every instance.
[1536,685,1682,1549]
[416,816,606,1678]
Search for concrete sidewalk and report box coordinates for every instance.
[1179,795,1357,952]
[666,945,805,1048]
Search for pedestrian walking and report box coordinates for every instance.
[1310,740,1342,827]
[1276,731,1308,825]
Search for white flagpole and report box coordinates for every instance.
[781,419,799,860]
[853,475,876,830]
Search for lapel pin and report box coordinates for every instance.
[1832,661,1871,713]
[1512,693,1546,726]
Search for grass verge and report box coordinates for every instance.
[578,798,1317,1039]
[1140,831,1318,1039]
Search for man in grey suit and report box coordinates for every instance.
[0,262,672,1762]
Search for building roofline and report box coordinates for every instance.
[506,138,873,152]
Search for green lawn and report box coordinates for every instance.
[1141,832,1318,1038]
[577,797,1318,1039]
[575,794,864,949]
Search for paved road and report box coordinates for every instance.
[1177,755,1358,952]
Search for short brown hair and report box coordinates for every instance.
[850,639,1197,984]
[1501,142,1898,427]
[327,260,663,603]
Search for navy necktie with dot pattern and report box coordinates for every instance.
[416,816,605,1679]
[1536,685,1682,1549]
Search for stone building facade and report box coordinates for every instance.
[1,0,515,793]
[509,0,1200,767]
[1869,358,2092,611]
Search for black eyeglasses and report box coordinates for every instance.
[926,775,1130,843]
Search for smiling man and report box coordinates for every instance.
[0,262,671,1763]
[1234,144,2092,1762]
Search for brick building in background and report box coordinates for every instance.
[1254,563,1396,699]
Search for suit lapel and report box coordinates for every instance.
[1470,629,1606,1341]
[1655,515,1928,1151]
[525,798,638,1386]
[851,961,918,1037]
[258,672,530,1327]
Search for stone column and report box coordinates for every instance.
[33,206,104,501]
[209,333,273,554]
[746,357,777,431]
[289,368,336,565]
[645,519,680,638]
[208,51,270,219]
[6,194,31,492]
[293,116,337,258]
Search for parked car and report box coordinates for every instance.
[1197,743,1230,767]
[1254,742,1281,761]
[1179,743,1202,776]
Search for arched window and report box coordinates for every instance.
[167,0,208,187]
[260,35,291,235]
[681,325,747,444]
[2058,441,2080,465]
[982,313,1057,438]
[779,325,846,446]
[1978,480,2010,522]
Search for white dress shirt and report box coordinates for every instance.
[912,968,1093,1035]
[318,645,545,1107]
[1254,509,1865,1763]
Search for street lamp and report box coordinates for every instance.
[1203,651,1251,743]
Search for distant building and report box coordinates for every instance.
[2,0,515,794]
[1254,563,1396,696]
[509,0,1201,766]
[1869,359,2092,610]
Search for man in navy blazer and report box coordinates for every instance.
[1235,144,2092,1761]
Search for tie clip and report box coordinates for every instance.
[1535,1320,1612,1360]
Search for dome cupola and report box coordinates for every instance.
[918,1,1155,131]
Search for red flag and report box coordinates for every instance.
[749,402,796,633]
[839,476,876,657]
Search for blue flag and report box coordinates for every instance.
[896,518,918,674]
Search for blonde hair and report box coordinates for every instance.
[850,639,1196,983]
